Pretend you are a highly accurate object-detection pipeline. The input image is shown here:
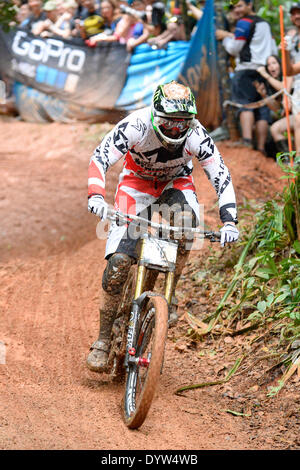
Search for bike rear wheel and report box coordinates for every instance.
[123,294,168,429]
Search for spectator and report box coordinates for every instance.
[224,3,238,33]
[147,13,185,49]
[255,56,294,156]
[100,0,122,35]
[86,0,123,45]
[120,0,163,49]
[73,0,85,20]
[125,1,152,52]
[68,0,90,37]
[216,0,277,154]
[277,3,300,157]
[144,1,166,37]
[186,0,203,23]
[20,0,47,33]
[286,3,300,39]
[88,0,148,48]
[147,2,190,50]
[123,0,167,51]
[49,0,78,39]
[73,0,103,40]
[182,0,205,38]
[32,1,59,37]
[16,2,31,25]
[284,39,300,156]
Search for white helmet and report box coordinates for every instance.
[151,81,197,150]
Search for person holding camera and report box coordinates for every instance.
[124,0,166,51]
[84,0,122,45]
[87,0,146,46]
[87,0,165,51]
[72,0,103,40]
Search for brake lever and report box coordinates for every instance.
[205,231,221,243]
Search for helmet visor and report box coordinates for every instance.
[157,117,191,139]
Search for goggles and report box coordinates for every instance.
[157,116,191,131]
[156,117,193,138]
[151,107,197,149]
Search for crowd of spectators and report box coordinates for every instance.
[10,0,204,51]
[216,0,300,159]
[2,0,300,160]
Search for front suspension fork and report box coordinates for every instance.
[125,261,174,369]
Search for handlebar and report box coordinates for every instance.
[106,208,221,241]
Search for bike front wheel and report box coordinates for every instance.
[123,294,168,429]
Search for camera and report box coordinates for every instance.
[120,2,165,25]
[120,4,147,22]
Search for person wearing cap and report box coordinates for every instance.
[47,0,78,39]
[216,0,278,155]
[31,0,59,37]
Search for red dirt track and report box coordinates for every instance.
[0,119,299,450]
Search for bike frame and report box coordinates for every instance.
[106,208,220,371]
[134,233,177,304]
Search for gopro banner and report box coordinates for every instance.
[0,28,128,109]
[0,0,221,127]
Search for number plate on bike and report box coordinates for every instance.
[140,236,178,270]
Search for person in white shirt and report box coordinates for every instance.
[216,0,277,155]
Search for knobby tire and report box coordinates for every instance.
[109,265,137,380]
[123,294,168,429]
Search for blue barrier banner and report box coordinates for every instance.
[116,41,190,110]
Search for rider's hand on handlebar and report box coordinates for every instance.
[88,195,108,220]
[220,223,239,247]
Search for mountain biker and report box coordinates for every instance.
[86,80,239,372]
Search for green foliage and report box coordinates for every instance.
[0,1,17,32]
[224,1,296,45]
[212,155,300,344]
[255,0,294,45]
[177,156,299,394]
[189,155,300,346]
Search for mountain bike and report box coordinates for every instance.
[102,208,220,429]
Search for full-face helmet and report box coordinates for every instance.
[151,81,197,150]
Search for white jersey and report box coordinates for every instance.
[88,107,238,224]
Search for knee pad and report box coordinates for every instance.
[102,253,132,294]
